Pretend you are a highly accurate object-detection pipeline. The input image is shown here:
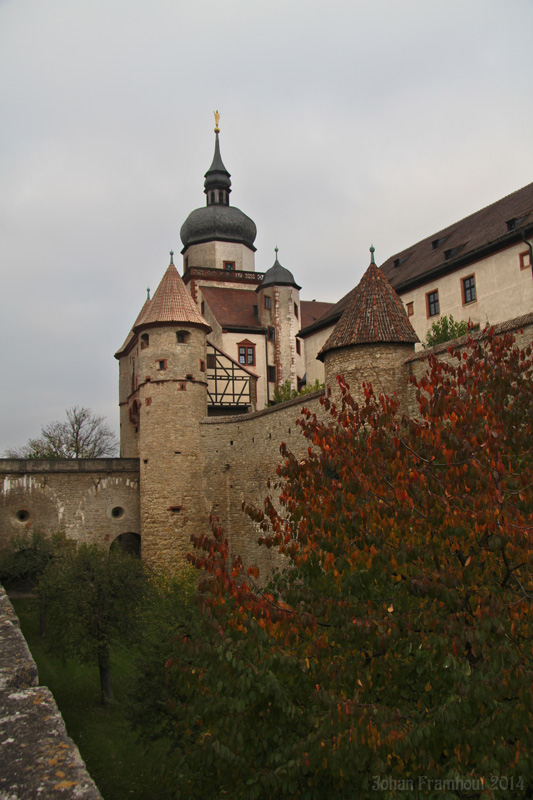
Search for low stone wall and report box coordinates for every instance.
[0,458,140,554]
[0,585,102,798]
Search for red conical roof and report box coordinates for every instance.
[134,263,210,331]
[318,261,418,360]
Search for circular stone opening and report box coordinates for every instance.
[16,509,30,522]
[111,506,125,519]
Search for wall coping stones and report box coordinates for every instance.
[200,389,325,426]
[406,313,533,364]
[0,458,140,475]
[0,586,102,799]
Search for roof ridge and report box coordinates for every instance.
[387,181,533,261]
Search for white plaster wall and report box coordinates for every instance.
[399,242,533,347]
[302,325,333,385]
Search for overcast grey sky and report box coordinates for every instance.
[1,0,532,452]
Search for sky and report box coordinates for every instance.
[1,0,532,452]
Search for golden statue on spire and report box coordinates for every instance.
[214,110,220,134]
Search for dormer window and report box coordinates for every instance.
[444,244,465,261]
[432,235,450,250]
[393,255,410,268]
[507,215,527,231]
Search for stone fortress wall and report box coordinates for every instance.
[0,459,140,554]
[1,315,531,569]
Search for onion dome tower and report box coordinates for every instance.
[180,112,257,272]
[318,246,419,407]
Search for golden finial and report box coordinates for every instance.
[214,109,220,134]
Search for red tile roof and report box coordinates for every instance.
[300,300,335,330]
[318,262,419,360]
[201,287,263,329]
[135,264,210,330]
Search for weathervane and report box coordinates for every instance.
[214,110,220,134]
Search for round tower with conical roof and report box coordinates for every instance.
[115,254,211,565]
[180,115,257,273]
[318,247,419,408]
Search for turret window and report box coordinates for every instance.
[140,333,149,349]
[157,360,167,371]
[267,326,275,342]
[176,331,190,344]
[296,338,301,355]
[264,296,271,310]
[294,303,299,319]
[224,261,235,271]
[267,365,276,383]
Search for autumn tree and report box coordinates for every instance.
[154,327,533,799]
[4,406,118,458]
[40,543,145,703]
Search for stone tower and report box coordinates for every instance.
[318,248,419,406]
[256,249,305,394]
[115,256,211,566]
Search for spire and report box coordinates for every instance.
[317,256,419,360]
[370,244,376,264]
[134,263,210,331]
[204,111,231,205]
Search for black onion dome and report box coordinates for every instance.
[259,253,301,290]
[180,205,257,252]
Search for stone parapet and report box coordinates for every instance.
[0,458,139,474]
[0,585,102,799]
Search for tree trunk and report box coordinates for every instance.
[97,643,114,704]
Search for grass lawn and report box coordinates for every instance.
[11,597,173,800]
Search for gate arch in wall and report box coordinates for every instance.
[110,532,141,557]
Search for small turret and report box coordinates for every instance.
[318,247,419,407]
